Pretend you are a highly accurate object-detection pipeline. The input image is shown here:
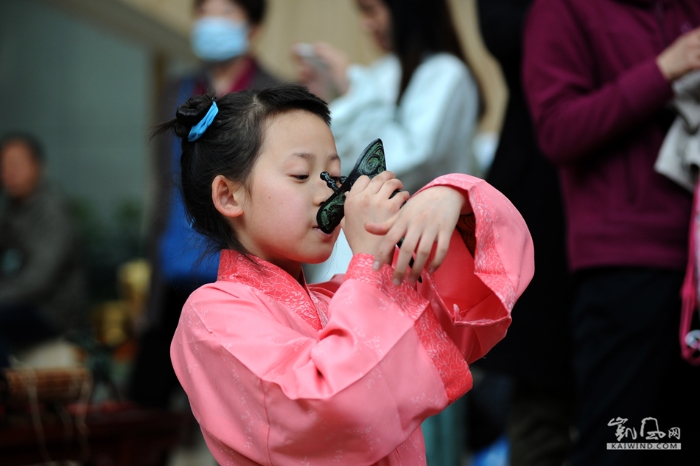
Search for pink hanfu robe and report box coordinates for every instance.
[170,174,534,465]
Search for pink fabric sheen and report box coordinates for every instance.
[170,173,534,465]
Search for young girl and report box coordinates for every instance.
[162,84,533,465]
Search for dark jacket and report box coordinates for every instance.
[150,59,278,282]
[0,180,86,331]
[476,0,572,393]
[523,0,700,271]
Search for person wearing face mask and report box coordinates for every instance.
[188,0,278,96]
[128,0,278,409]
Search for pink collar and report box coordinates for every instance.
[217,249,326,331]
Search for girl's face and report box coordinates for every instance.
[232,110,341,278]
[355,0,393,52]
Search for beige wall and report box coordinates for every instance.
[119,0,192,35]
[102,0,508,132]
[449,0,508,134]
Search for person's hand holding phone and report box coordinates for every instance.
[293,42,350,101]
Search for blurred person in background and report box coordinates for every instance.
[128,0,278,409]
[297,0,482,196]
[523,1,700,465]
[296,0,482,463]
[295,0,482,274]
[472,0,575,465]
[0,133,86,368]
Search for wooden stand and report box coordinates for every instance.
[0,407,192,466]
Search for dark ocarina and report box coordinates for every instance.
[316,139,386,234]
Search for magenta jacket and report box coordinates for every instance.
[523,0,700,271]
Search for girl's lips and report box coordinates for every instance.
[313,226,335,238]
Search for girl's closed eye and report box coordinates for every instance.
[291,173,342,184]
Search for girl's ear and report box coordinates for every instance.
[212,175,245,218]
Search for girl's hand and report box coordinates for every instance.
[293,42,350,101]
[657,27,700,81]
[342,171,410,257]
[366,187,466,285]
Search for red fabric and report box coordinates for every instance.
[193,55,258,96]
[226,56,256,93]
[680,183,700,365]
[523,0,700,271]
[343,253,473,403]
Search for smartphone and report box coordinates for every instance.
[295,43,341,100]
[295,43,329,72]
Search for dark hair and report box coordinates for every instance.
[154,84,331,256]
[193,0,267,26]
[382,0,485,114]
[0,132,45,164]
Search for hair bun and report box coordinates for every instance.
[173,94,215,139]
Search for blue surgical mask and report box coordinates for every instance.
[191,17,250,62]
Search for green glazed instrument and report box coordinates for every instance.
[316,138,387,234]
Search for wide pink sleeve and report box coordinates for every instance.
[170,258,470,465]
[412,174,535,364]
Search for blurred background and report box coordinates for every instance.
[0,0,505,301]
[4,1,699,466]
[0,1,507,465]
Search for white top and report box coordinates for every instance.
[330,52,480,193]
[307,53,481,283]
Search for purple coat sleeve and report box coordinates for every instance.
[522,0,674,165]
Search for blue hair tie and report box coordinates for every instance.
[188,101,219,141]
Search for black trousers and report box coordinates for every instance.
[507,383,572,466]
[569,267,700,466]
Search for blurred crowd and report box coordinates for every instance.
[2,0,700,465]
